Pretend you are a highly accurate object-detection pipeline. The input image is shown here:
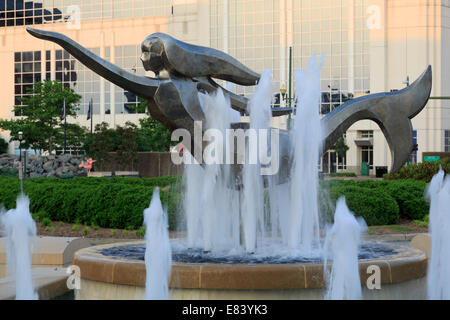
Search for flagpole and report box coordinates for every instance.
[90,98,93,134]
[64,99,67,154]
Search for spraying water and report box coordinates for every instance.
[426,168,450,299]
[0,194,38,300]
[182,56,326,256]
[241,70,273,252]
[323,197,366,300]
[144,187,172,300]
[288,55,324,252]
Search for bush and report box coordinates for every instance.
[0,175,182,230]
[0,137,9,154]
[41,217,51,227]
[136,226,146,237]
[384,180,429,220]
[320,185,399,225]
[384,158,450,182]
[326,172,357,177]
[0,168,18,178]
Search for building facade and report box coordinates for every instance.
[1,0,449,174]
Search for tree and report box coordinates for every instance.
[85,122,116,171]
[334,136,349,159]
[0,80,82,154]
[0,137,9,154]
[135,97,174,152]
[116,122,139,170]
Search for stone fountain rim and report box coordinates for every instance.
[73,240,427,290]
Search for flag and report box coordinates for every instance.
[60,99,66,120]
[87,98,92,120]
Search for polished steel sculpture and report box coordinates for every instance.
[27,27,432,180]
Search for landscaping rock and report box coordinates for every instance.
[43,161,54,172]
[0,154,85,178]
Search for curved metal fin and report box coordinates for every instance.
[26,27,158,99]
[321,65,432,173]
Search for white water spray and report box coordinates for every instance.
[0,194,37,300]
[241,70,273,252]
[426,168,450,299]
[288,55,324,252]
[323,196,366,300]
[144,187,172,300]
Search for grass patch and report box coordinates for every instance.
[368,225,414,232]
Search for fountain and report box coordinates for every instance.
[27,28,430,300]
[323,197,367,300]
[143,187,172,300]
[0,194,38,300]
[426,168,450,299]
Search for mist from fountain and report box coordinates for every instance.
[0,194,37,300]
[144,187,172,300]
[288,55,324,252]
[426,168,450,299]
[323,196,366,300]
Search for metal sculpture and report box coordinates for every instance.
[27,27,432,180]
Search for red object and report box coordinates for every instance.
[179,143,184,153]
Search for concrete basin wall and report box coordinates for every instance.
[73,241,428,300]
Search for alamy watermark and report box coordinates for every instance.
[366,265,381,290]
[66,5,81,30]
[171,121,280,176]
[66,265,81,290]
[367,5,382,30]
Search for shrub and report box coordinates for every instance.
[111,229,117,236]
[320,185,399,225]
[326,172,357,177]
[384,158,450,182]
[58,221,64,227]
[45,225,56,232]
[122,230,129,236]
[136,226,146,237]
[0,137,9,154]
[384,180,429,220]
[0,168,18,178]
[41,217,51,227]
[414,214,429,228]
[0,175,182,230]
[83,226,90,235]
[72,224,80,231]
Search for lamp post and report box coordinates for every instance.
[18,131,23,194]
[280,83,293,129]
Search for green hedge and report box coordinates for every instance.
[319,178,429,224]
[384,158,450,182]
[0,175,430,229]
[320,185,399,225]
[0,175,182,230]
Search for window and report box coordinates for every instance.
[445,130,450,152]
[360,130,374,138]
[0,1,171,28]
[114,45,146,114]
[14,50,42,116]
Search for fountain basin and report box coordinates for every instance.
[73,241,427,300]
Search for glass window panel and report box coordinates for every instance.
[22,51,33,61]
[23,62,33,72]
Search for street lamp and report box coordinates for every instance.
[18,131,23,194]
[18,131,23,161]
[280,83,287,105]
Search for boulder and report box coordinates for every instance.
[43,161,54,172]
